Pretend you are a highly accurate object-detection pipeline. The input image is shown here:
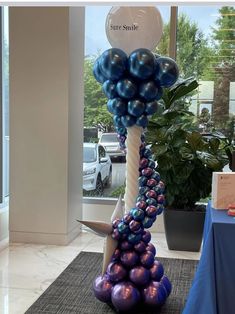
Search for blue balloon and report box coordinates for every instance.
[131,208,145,222]
[139,81,163,101]
[151,171,161,182]
[143,147,152,158]
[156,204,164,215]
[145,101,159,115]
[102,80,117,99]
[116,78,138,99]
[93,58,107,83]
[128,48,156,80]
[139,186,150,195]
[121,115,136,127]
[118,221,130,234]
[107,98,127,116]
[128,233,142,244]
[142,216,154,228]
[155,57,179,87]
[128,99,146,117]
[115,126,127,135]
[146,198,158,206]
[99,48,127,81]
[113,115,123,127]
[136,195,146,202]
[136,115,148,128]
[148,159,156,169]
[138,176,148,187]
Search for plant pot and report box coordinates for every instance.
[163,209,206,252]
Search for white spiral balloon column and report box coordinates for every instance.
[124,126,143,213]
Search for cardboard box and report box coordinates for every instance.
[212,172,235,209]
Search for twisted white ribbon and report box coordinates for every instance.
[124,125,143,213]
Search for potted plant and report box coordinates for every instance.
[147,78,229,251]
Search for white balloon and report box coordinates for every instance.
[105,7,163,55]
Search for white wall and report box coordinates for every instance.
[0,210,8,241]
[9,7,84,245]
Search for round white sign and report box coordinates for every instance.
[105,7,163,55]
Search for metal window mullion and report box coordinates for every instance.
[0,7,2,204]
[169,6,178,60]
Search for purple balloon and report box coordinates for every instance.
[121,250,139,268]
[134,241,146,253]
[140,251,155,268]
[112,218,121,228]
[161,275,172,296]
[142,167,153,177]
[129,220,141,232]
[121,233,128,240]
[146,190,157,199]
[142,230,151,243]
[111,281,141,311]
[142,281,167,306]
[128,232,142,244]
[107,262,127,283]
[157,194,165,204]
[147,178,158,188]
[158,181,165,190]
[139,157,149,169]
[93,275,113,303]
[112,228,121,240]
[123,213,133,224]
[129,266,151,286]
[136,200,147,210]
[146,243,156,256]
[146,205,158,218]
[150,261,164,281]
[156,204,164,215]
[133,226,144,235]
[120,240,133,251]
[112,248,121,261]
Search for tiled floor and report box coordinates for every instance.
[0,231,200,314]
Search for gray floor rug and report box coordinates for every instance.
[25,251,198,314]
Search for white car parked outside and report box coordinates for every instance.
[99,133,125,160]
[83,143,112,196]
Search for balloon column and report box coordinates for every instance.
[91,48,179,312]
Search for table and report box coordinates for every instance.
[183,201,235,314]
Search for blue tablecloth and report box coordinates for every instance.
[183,201,235,314]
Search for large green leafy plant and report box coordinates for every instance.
[147,79,229,210]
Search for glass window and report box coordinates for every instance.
[83,145,97,163]
[98,145,106,158]
[84,6,171,199]
[177,6,235,142]
[100,133,118,143]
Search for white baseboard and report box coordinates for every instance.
[9,225,81,245]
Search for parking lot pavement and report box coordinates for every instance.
[103,161,126,197]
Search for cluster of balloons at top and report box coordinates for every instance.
[93,48,179,131]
